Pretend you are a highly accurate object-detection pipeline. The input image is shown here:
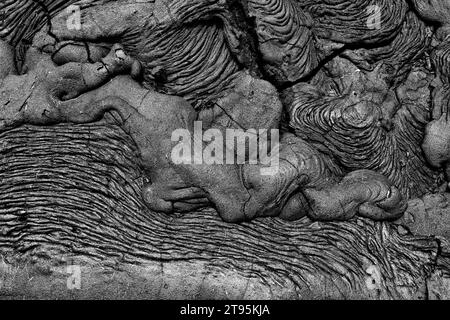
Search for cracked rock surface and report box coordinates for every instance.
[0,0,449,299]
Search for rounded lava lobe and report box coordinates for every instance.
[342,94,377,128]
[423,116,450,168]
[411,0,450,25]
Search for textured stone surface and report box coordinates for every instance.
[0,124,443,299]
[0,0,449,299]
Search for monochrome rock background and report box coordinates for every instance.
[0,0,449,299]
